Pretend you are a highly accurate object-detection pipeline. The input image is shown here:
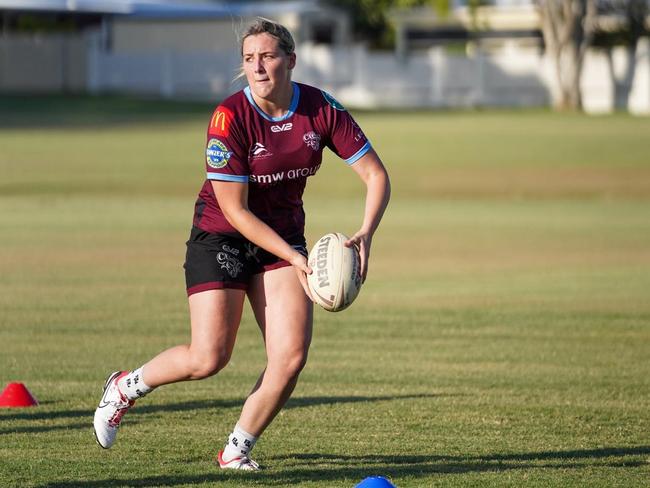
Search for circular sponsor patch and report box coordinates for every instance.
[321,90,346,111]
[206,139,232,169]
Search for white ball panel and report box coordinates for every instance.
[307,232,362,312]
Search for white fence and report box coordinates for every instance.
[87,42,553,108]
[0,33,87,93]
[86,38,650,114]
[87,46,245,98]
[2,32,649,114]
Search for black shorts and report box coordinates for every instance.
[184,226,307,296]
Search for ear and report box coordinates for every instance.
[288,52,296,70]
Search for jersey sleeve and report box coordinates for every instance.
[321,90,371,165]
[204,104,249,183]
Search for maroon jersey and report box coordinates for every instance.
[193,82,371,239]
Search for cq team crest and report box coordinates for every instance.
[303,131,321,151]
[206,139,232,169]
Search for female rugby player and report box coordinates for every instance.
[93,18,390,470]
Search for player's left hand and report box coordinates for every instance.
[345,231,372,283]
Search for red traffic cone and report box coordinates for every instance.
[0,382,39,408]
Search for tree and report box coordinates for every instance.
[537,0,598,111]
[325,0,446,48]
[598,0,649,109]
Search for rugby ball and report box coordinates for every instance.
[307,233,362,312]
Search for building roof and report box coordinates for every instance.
[0,0,322,18]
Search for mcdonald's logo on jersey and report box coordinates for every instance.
[210,106,234,137]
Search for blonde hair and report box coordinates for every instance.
[240,18,295,56]
[234,18,296,82]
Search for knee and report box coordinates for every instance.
[187,348,231,380]
[274,349,308,382]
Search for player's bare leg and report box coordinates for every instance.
[142,289,246,386]
[219,266,313,468]
[94,289,245,449]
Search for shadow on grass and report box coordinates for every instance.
[0,393,442,434]
[0,422,89,435]
[284,393,441,408]
[0,94,211,129]
[131,393,437,416]
[36,446,650,487]
[0,399,242,423]
[0,393,439,422]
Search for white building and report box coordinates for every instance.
[0,0,350,95]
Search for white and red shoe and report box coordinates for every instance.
[93,371,134,449]
[217,449,260,471]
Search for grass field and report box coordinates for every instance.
[1,96,649,487]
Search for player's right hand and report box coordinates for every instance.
[290,253,314,302]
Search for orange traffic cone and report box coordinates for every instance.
[0,382,39,408]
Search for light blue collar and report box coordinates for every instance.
[244,82,300,122]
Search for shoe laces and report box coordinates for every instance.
[233,456,259,470]
[221,452,259,470]
[107,382,134,427]
[107,403,131,428]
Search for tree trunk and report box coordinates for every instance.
[606,44,638,110]
[605,0,649,110]
[538,0,597,111]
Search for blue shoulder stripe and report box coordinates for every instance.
[345,142,372,165]
[207,173,249,183]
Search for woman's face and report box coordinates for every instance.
[242,33,295,103]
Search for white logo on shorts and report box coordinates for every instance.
[216,252,243,278]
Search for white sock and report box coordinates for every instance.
[117,367,153,401]
[222,423,258,461]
